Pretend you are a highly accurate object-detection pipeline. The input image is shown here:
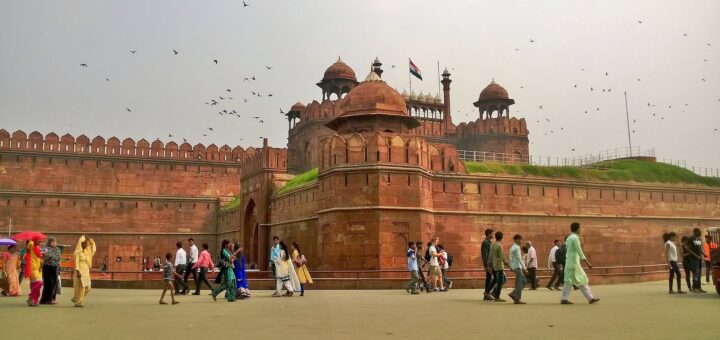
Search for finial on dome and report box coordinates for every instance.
[364,68,381,82]
[337,56,342,62]
[491,78,496,84]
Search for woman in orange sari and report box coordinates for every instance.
[2,245,21,296]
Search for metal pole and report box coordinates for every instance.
[624,91,632,156]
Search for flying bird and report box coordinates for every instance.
[243,77,250,81]
[265,65,273,70]
[219,96,225,100]
[638,20,642,24]
[251,76,256,80]
[280,108,285,114]
[106,78,110,82]
[243,1,249,7]
[391,65,396,68]
[213,59,218,64]
[173,49,179,55]
[604,72,609,76]
[126,108,132,112]
[168,134,173,138]
[252,116,260,119]
[538,105,543,110]
[259,120,264,123]
[208,127,214,131]
[183,138,188,143]
[80,64,88,67]
[226,89,231,92]
[529,39,535,43]
[130,50,137,54]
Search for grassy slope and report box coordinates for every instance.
[221,196,242,211]
[465,160,720,187]
[277,168,319,194]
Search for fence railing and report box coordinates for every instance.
[458,146,656,170]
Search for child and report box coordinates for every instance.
[663,232,686,294]
[405,242,419,294]
[160,252,182,305]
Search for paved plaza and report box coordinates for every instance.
[1,280,718,339]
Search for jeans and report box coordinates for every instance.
[547,263,562,288]
[416,263,429,289]
[690,258,702,289]
[527,267,537,289]
[484,269,495,294]
[406,270,419,292]
[511,268,525,301]
[183,264,198,292]
[669,261,681,291]
[492,270,506,299]
[194,268,214,293]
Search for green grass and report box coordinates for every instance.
[464,160,720,187]
[221,196,242,211]
[277,168,319,194]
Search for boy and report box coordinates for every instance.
[160,252,183,305]
[405,242,419,294]
[428,236,444,292]
[488,231,509,302]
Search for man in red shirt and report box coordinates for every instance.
[704,235,717,284]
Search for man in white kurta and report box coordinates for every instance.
[562,223,600,304]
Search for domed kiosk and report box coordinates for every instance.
[317,57,359,101]
[473,79,515,119]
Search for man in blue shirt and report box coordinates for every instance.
[269,236,280,277]
[405,242,419,294]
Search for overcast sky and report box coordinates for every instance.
[1,1,719,170]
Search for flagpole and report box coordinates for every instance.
[408,58,412,93]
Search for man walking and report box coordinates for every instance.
[525,241,538,290]
[182,238,198,295]
[561,222,599,304]
[546,239,562,290]
[427,236,444,292]
[481,229,495,300]
[405,242,419,294]
[508,234,528,304]
[488,231,509,302]
[174,241,188,294]
[686,228,706,293]
[269,236,280,277]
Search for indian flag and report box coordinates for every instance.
[409,58,422,80]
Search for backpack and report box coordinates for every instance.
[424,248,431,262]
[447,254,454,267]
[555,245,567,265]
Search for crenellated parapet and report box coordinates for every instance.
[0,129,248,163]
[456,116,529,137]
[240,139,288,176]
[318,131,465,174]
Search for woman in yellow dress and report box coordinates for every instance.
[72,235,96,307]
[291,242,313,296]
[25,239,43,306]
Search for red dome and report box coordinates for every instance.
[337,72,407,117]
[290,102,306,112]
[478,79,509,101]
[323,58,357,82]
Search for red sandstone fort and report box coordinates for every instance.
[1,58,718,284]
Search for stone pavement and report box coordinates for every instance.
[0,280,717,340]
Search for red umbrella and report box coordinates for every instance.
[12,231,47,241]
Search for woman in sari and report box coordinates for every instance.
[25,239,43,306]
[72,235,96,307]
[232,244,251,299]
[210,240,237,302]
[291,242,313,296]
[2,245,21,296]
[273,241,300,297]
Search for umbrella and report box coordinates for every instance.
[12,231,47,241]
[0,238,17,246]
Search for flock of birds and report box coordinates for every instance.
[452,20,718,150]
[73,14,716,150]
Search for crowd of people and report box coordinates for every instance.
[663,228,717,294]
[0,235,96,307]
[407,222,600,305]
[1,223,716,307]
